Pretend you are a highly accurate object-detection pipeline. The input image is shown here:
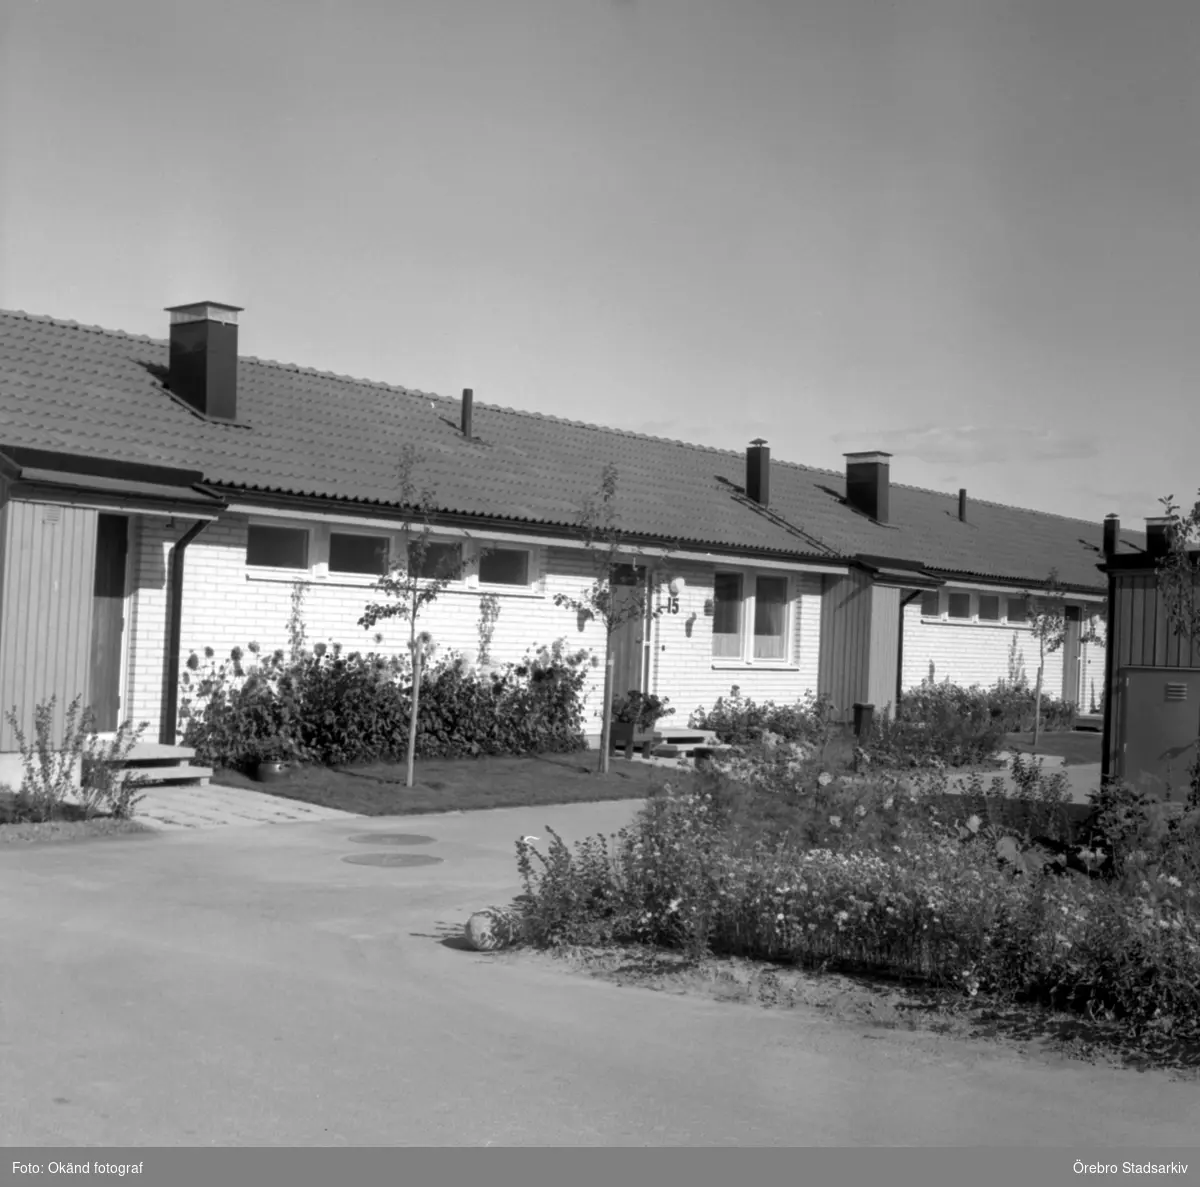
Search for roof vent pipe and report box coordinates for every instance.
[461,388,474,438]
[1102,514,1120,559]
[746,439,770,506]
[958,488,967,522]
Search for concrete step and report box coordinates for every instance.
[111,742,197,764]
[113,764,213,789]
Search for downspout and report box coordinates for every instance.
[160,520,211,745]
[896,590,924,713]
[1100,563,1117,786]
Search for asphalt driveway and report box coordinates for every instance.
[1,800,1197,1147]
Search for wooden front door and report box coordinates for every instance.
[609,565,649,702]
[90,514,129,731]
[1061,605,1081,706]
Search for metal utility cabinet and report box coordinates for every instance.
[1113,667,1200,798]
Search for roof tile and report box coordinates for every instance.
[0,308,1142,590]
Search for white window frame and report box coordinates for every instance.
[920,586,1034,629]
[244,518,313,579]
[326,526,394,582]
[466,540,542,597]
[711,568,798,669]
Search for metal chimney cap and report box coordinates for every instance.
[843,451,892,463]
[165,301,243,326]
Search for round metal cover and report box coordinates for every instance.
[346,833,436,846]
[342,853,444,868]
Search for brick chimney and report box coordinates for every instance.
[461,388,474,437]
[746,439,770,506]
[1145,515,1173,559]
[1102,513,1120,559]
[164,302,242,421]
[844,451,892,524]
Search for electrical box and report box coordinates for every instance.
[1116,667,1200,799]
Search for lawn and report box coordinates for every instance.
[0,791,153,844]
[1003,730,1102,766]
[212,752,672,815]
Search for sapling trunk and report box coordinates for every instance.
[598,646,614,775]
[1033,663,1044,751]
[407,640,422,789]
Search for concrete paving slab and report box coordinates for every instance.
[134,782,359,831]
[1,798,1198,1146]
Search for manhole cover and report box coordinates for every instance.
[346,833,436,846]
[341,853,444,868]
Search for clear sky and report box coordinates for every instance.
[3,0,1198,526]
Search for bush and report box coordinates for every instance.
[3,695,149,822]
[689,687,835,748]
[179,638,592,772]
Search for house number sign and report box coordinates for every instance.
[665,594,680,614]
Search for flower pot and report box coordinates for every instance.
[254,761,293,783]
[609,721,655,759]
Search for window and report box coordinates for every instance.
[479,547,529,586]
[920,591,940,616]
[753,576,788,659]
[408,540,462,580]
[978,594,1000,621]
[712,573,742,657]
[247,524,308,569]
[948,592,971,619]
[329,532,389,576]
[1007,597,1028,623]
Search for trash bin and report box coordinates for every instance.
[852,702,875,739]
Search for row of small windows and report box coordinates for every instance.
[920,590,1028,622]
[246,526,530,586]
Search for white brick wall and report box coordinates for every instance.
[122,514,829,741]
[901,597,1106,706]
[649,564,823,724]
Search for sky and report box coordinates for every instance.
[2,0,1199,526]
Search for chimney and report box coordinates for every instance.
[1145,515,1173,559]
[746,439,770,506]
[164,302,242,421]
[958,488,967,522]
[461,388,474,438]
[1102,513,1120,559]
[844,451,892,524]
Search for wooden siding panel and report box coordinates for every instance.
[867,585,900,716]
[0,501,98,750]
[817,569,873,722]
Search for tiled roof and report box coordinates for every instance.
[0,308,1143,591]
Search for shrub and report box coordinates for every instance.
[689,687,835,748]
[511,771,1200,1036]
[3,695,149,822]
[179,638,592,771]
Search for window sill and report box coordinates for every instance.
[711,661,800,671]
[922,616,1030,630]
[245,570,546,597]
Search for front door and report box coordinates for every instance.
[90,513,129,732]
[608,564,649,704]
[1061,605,1082,706]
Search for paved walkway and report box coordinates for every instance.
[134,782,359,831]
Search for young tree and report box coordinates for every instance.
[1021,568,1102,748]
[1156,491,1200,642]
[553,462,674,774]
[359,445,471,788]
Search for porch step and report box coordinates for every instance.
[88,743,211,789]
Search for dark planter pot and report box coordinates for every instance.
[254,761,294,784]
[609,721,655,758]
